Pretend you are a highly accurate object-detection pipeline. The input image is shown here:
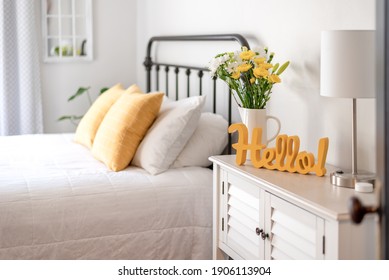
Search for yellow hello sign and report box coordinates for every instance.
[228,123,329,177]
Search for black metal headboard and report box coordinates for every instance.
[143,34,250,153]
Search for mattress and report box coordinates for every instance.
[0,134,213,259]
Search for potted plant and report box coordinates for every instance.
[209,46,289,145]
[58,86,108,126]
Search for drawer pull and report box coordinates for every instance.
[261,232,269,240]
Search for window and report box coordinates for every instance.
[41,0,92,62]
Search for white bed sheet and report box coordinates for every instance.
[0,134,212,259]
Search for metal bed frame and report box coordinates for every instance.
[143,34,250,153]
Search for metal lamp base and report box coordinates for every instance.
[330,170,376,189]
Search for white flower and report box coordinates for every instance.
[222,53,230,61]
[233,52,243,65]
[226,61,239,74]
[208,53,231,77]
[252,46,267,58]
[209,67,217,77]
[208,58,220,76]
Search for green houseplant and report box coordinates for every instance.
[58,86,108,126]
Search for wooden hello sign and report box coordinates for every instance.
[228,123,329,177]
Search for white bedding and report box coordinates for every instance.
[0,134,212,259]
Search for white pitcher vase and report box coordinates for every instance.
[238,107,281,159]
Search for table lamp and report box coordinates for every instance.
[320,30,375,188]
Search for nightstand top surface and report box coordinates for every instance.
[210,155,378,220]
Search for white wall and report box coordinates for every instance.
[39,0,137,133]
[38,0,376,172]
[135,0,376,172]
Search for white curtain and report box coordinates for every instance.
[0,0,43,135]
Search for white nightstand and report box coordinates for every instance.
[210,155,378,260]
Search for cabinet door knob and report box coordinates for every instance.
[255,228,263,236]
[261,232,269,240]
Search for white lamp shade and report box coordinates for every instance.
[320,30,375,98]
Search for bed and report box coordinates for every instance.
[0,34,250,259]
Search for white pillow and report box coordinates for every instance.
[132,95,206,175]
[173,113,228,168]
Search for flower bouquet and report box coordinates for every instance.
[209,46,289,109]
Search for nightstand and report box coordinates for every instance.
[210,155,378,260]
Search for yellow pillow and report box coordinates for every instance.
[92,92,164,171]
[74,84,143,149]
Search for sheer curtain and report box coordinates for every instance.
[0,0,43,135]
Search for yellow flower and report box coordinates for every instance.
[231,71,241,79]
[250,77,256,84]
[253,67,269,78]
[253,57,266,65]
[269,74,281,83]
[240,50,256,60]
[237,63,252,72]
[262,63,273,70]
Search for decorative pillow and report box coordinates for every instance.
[74,84,143,149]
[91,92,164,171]
[132,95,206,175]
[173,113,228,168]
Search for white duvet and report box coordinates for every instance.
[0,134,212,259]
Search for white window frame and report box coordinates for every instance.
[41,0,93,62]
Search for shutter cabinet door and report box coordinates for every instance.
[223,173,265,259]
[265,194,325,260]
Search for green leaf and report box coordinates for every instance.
[99,87,109,95]
[68,87,91,102]
[276,61,290,75]
[268,52,274,63]
[215,52,227,58]
[71,115,84,120]
[57,115,72,121]
[272,63,279,73]
[57,115,84,122]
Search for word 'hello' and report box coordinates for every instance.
[228,123,329,177]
